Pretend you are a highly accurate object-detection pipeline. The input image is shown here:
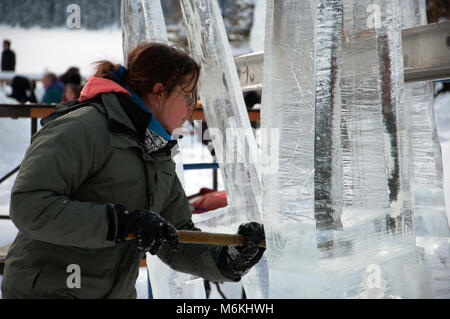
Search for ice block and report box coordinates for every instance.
[121,0,168,64]
[400,0,450,298]
[180,0,268,298]
[260,0,432,298]
[260,0,319,298]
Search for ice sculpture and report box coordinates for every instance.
[261,0,433,298]
[121,0,168,64]
[249,0,266,52]
[314,0,344,240]
[401,0,450,298]
[121,0,205,299]
[260,0,318,298]
[374,0,412,231]
[179,0,268,298]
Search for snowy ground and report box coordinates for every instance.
[0,25,123,76]
[0,26,449,299]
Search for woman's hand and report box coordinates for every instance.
[217,222,266,281]
[109,204,179,254]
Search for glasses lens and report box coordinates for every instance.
[175,88,196,107]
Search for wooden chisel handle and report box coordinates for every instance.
[125,230,266,248]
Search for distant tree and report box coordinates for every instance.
[0,0,121,29]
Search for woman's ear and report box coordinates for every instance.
[152,82,165,96]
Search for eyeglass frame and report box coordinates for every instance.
[172,88,196,107]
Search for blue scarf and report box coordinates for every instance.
[110,65,172,141]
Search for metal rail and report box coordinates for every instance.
[235,22,450,91]
[402,22,450,83]
[0,104,54,118]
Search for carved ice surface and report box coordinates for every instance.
[374,0,411,226]
[180,0,268,298]
[400,0,450,298]
[249,0,266,52]
[121,0,168,64]
[261,0,436,298]
[260,0,318,298]
[314,0,344,246]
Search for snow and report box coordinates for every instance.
[0,25,123,76]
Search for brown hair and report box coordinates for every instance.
[43,72,58,83]
[63,83,81,101]
[94,42,200,102]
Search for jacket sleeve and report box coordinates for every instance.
[157,175,234,283]
[9,111,116,249]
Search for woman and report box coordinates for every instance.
[1,42,265,299]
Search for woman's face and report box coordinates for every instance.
[149,74,197,134]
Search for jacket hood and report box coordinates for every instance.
[79,76,131,102]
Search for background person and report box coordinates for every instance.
[41,72,64,104]
[8,75,36,103]
[59,66,82,87]
[61,83,81,102]
[1,39,16,72]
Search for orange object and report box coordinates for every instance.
[191,189,227,214]
[30,107,54,118]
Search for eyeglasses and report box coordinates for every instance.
[173,89,196,107]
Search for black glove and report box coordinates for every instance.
[217,222,266,281]
[107,204,179,255]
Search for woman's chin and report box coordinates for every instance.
[169,123,185,135]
